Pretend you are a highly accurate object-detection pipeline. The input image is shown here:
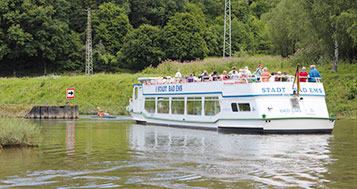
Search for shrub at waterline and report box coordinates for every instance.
[0,119,41,147]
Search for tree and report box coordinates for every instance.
[92,2,132,72]
[93,2,132,55]
[129,0,187,28]
[118,24,164,70]
[0,0,82,75]
[161,13,208,61]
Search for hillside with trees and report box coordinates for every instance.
[0,0,356,76]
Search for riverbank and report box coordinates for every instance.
[0,118,41,148]
[0,56,356,119]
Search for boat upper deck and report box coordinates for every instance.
[134,76,325,98]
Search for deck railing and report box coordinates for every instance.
[139,76,321,85]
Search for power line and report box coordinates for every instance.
[223,0,232,58]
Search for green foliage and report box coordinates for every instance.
[0,118,41,147]
[128,0,187,28]
[119,24,164,70]
[162,13,208,61]
[263,0,357,62]
[0,0,356,75]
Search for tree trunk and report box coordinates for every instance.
[333,31,338,73]
[43,61,47,75]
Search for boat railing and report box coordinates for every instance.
[139,76,321,85]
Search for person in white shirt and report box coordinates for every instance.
[175,69,182,78]
[238,69,244,77]
[244,66,251,75]
[230,70,239,79]
[229,66,237,75]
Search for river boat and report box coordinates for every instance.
[126,76,335,133]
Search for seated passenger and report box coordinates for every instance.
[230,70,239,79]
[299,67,308,82]
[238,69,244,77]
[275,71,282,82]
[221,70,229,80]
[308,65,322,82]
[229,66,237,75]
[211,71,220,81]
[239,74,248,83]
[249,74,257,83]
[244,66,251,75]
[187,73,195,83]
[261,67,271,82]
[200,71,210,81]
[282,72,289,82]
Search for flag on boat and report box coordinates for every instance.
[293,64,300,96]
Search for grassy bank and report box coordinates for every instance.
[0,74,139,116]
[0,119,41,147]
[0,56,356,118]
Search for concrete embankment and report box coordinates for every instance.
[25,105,79,119]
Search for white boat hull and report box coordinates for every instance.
[130,112,334,134]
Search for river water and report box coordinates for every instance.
[0,118,356,188]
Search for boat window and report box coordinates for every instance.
[238,103,251,112]
[157,97,169,114]
[231,103,238,112]
[145,97,155,113]
[172,97,185,114]
[205,97,220,116]
[187,97,202,115]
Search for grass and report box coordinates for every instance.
[0,118,41,147]
[0,55,355,119]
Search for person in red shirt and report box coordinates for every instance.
[299,67,308,82]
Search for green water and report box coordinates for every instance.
[0,118,356,188]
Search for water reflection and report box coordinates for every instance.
[66,122,76,156]
[129,124,334,188]
[0,120,355,188]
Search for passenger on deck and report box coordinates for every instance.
[299,67,308,82]
[308,65,322,82]
[221,70,229,80]
[175,69,182,78]
[275,71,282,82]
[244,66,251,75]
[240,74,248,83]
[187,73,195,83]
[229,66,237,75]
[254,64,263,81]
[175,69,182,82]
[211,71,220,81]
[200,71,210,81]
[261,67,271,82]
[282,72,288,82]
[238,69,244,77]
[230,70,239,79]
[249,74,257,83]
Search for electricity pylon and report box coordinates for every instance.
[85,8,93,75]
[223,0,232,58]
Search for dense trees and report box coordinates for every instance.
[0,0,356,76]
[118,24,163,70]
[263,0,357,71]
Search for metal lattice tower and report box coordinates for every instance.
[85,8,93,75]
[223,0,232,58]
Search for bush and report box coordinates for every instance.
[0,119,41,147]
